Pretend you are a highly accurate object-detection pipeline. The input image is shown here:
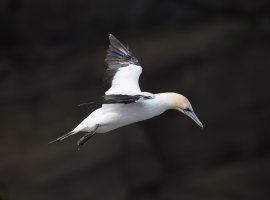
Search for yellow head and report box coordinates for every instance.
[166,93,203,128]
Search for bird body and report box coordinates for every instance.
[49,35,203,148]
[75,93,173,133]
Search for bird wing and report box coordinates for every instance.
[99,94,153,104]
[79,94,154,106]
[103,34,142,96]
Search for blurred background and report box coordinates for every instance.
[0,0,270,199]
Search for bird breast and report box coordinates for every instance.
[96,99,167,133]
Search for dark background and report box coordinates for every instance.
[1,0,270,200]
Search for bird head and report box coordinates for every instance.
[167,93,203,128]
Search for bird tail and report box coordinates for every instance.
[48,130,79,144]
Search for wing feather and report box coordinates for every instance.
[79,95,153,106]
[103,34,142,95]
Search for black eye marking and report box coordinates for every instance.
[185,108,192,112]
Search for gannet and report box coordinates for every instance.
[49,34,203,148]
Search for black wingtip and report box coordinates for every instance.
[105,34,139,66]
[108,34,116,43]
[108,34,127,49]
[109,33,117,39]
[48,130,76,145]
[78,102,95,107]
[48,139,60,145]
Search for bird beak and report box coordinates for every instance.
[179,109,203,128]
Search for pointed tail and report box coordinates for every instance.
[48,130,79,144]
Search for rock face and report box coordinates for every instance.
[0,1,270,200]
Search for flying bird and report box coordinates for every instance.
[49,34,203,148]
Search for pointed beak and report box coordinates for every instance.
[179,109,203,128]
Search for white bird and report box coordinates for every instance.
[49,34,203,148]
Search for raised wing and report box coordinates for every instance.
[103,34,142,95]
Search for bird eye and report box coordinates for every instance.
[185,108,192,112]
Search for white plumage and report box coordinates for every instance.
[105,64,142,95]
[49,34,203,148]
